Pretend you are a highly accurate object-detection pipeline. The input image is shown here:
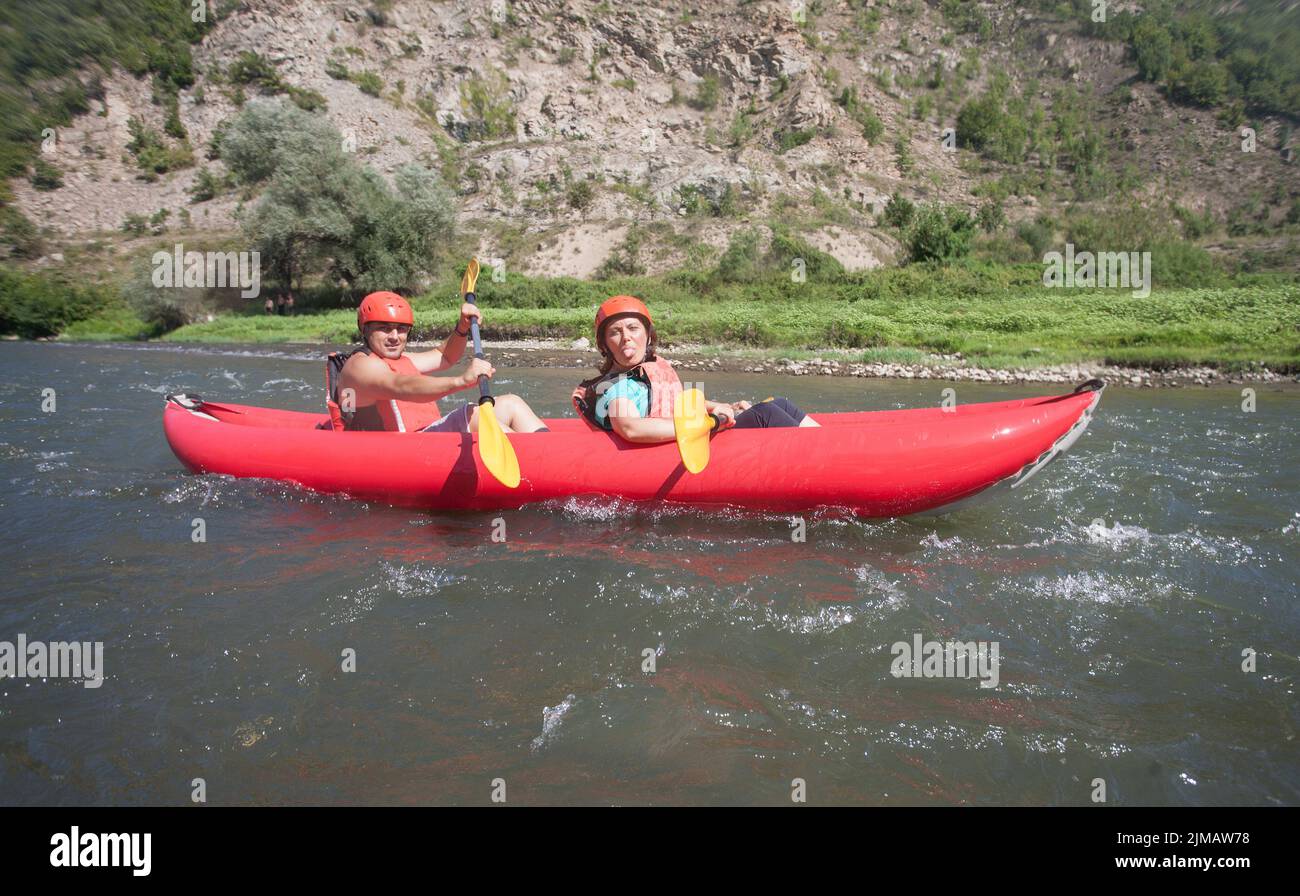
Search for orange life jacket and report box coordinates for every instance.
[325,350,442,432]
[571,356,682,429]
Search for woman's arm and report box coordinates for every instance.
[608,398,678,443]
[608,398,734,442]
[706,399,748,416]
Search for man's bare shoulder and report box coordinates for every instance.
[340,351,387,381]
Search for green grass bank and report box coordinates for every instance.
[7,262,1298,372]
[159,265,1300,372]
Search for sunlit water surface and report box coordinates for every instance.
[0,342,1295,805]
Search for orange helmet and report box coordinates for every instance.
[357,291,414,331]
[594,295,652,344]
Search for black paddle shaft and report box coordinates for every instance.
[464,290,493,405]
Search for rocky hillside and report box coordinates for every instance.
[10,0,1300,278]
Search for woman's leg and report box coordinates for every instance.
[734,401,801,429]
[767,397,804,422]
[758,396,821,428]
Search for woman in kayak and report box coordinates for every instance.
[571,295,818,441]
[331,291,548,433]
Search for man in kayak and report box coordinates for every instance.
[331,291,548,433]
[571,295,819,441]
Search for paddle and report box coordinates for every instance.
[673,387,720,474]
[460,258,520,488]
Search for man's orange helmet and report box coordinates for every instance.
[357,291,414,331]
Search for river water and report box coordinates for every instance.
[0,341,1296,805]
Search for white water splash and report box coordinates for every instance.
[853,564,906,613]
[1029,570,1166,605]
[920,531,964,551]
[1084,519,1151,546]
[381,562,464,597]
[764,604,856,634]
[531,694,577,752]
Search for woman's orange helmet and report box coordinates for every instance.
[594,295,652,344]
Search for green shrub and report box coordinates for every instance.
[674,182,739,218]
[227,51,285,94]
[1173,204,1216,239]
[955,91,1028,163]
[125,117,193,179]
[1131,16,1173,81]
[860,108,884,142]
[689,74,720,111]
[325,57,350,80]
[977,201,1006,233]
[836,86,886,143]
[713,229,763,282]
[1149,241,1221,287]
[882,192,915,229]
[163,104,186,139]
[188,167,221,202]
[728,110,754,146]
[1168,61,1230,107]
[776,128,816,153]
[0,266,118,338]
[121,213,148,235]
[955,94,1002,150]
[459,74,516,140]
[906,203,975,264]
[941,0,991,38]
[0,206,44,258]
[567,179,595,210]
[1017,218,1054,258]
[596,227,645,278]
[30,157,63,190]
[894,133,914,174]
[351,70,384,97]
[768,231,845,281]
[288,86,327,112]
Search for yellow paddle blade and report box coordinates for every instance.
[475,400,520,488]
[460,257,480,298]
[674,387,712,475]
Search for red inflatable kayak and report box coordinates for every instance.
[162,381,1103,517]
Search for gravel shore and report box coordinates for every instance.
[463,338,1297,388]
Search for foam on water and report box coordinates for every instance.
[531,694,577,752]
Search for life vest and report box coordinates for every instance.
[571,356,681,429]
[324,350,442,432]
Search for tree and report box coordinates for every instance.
[1132,17,1173,82]
[906,203,975,264]
[956,94,1002,151]
[220,99,343,185]
[227,99,455,293]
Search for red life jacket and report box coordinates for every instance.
[571,356,681,429]
[325,350,442,432]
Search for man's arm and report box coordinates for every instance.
[409,303,480,373]
[343,353,486,405]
